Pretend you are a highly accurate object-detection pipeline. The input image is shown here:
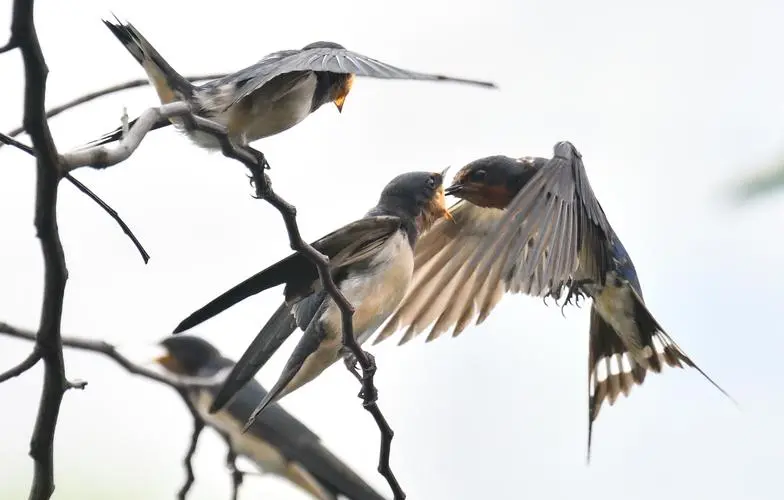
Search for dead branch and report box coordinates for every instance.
[3,1,75,498]
[0,322,240,500]
[0,73,227,144]
[1,131,150,263]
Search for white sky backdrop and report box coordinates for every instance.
[1,0,783,498]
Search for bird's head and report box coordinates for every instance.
[155,335,221,376]
[302,41,354,113]
[446,155,542,209]
[379,169,453,233]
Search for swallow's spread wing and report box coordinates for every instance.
[231,46,496,105]
[373,200,508,344]
[470,141,615,299]
[174,216,401,334]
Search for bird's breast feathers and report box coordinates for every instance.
[324,230,415,340]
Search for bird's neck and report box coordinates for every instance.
[366,203,418,246]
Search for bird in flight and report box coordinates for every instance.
[173,170,453,428]
[374,141,733,459]
[87,17,496,151]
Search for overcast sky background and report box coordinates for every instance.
[1,1,783,499]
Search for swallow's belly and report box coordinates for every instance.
[230,74,318,142]
[283,232,415,395]
[190,391,288,474]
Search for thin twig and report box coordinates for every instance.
[0,347,41,383]
[0,322,244,499]
[219,433,244,500]
[0,74,227,143]
[178,401,205,500]
[1,131,151,263]
[0,323,226,388]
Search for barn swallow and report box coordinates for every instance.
[86,17,496,151]
[373,141,732,459]
[173,170,452,424]
[153,335,387,500]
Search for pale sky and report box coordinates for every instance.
[1,1,783,499]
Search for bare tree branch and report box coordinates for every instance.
[1,131,151,263]
[0,74,227,143]
[0,322,249,499]
[0,346,41,383]
[3,1,74,498]
[177,402,205,500]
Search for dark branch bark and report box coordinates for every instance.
[1,131,151,263]
[0,74,227,143]
[177,401,205,500]
[0,322,244,499]
[0,347,41,383]
[6,1,71,498]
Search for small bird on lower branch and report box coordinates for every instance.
[153,335,388,500]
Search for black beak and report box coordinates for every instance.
[444,183,463,196]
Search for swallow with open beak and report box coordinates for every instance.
[86,17,496,151]
[153,335,387,500]
[173,170,452,425]
[373,141,732,459]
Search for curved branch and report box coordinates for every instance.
[177,402,204,500]
[0,73,227,143]
[0,347,41,383]
[1,131,150,263]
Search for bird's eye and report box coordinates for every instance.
[471,169,487,181]
[426,175,437,189]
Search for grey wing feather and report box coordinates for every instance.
[232,47,496,105]
[470,141,615,299]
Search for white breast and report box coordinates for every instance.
[326,230,415,343]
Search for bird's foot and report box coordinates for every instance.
[343,351,378,402]
[559,280,589,316]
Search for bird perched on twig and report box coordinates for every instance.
[154,335,388,500]
[371,141,733,459]
[86,17,496,154]
[173,170,452,427]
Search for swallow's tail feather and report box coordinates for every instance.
[586,288,734,460]
[209,303,298,413]
[75,115,172,150]
[174,255,300,334]
[103,18,194,103]
[296,445,388,500]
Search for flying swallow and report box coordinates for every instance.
[153,335,387,500]
[87,17,496,150]
[173,171,452,424]
[373,141,732,458]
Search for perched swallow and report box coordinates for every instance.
[153,335,387,500]
[373,141,731,458]
[88,18,496,150]
[173,171,452,423]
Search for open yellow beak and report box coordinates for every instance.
[436,186,454,222]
